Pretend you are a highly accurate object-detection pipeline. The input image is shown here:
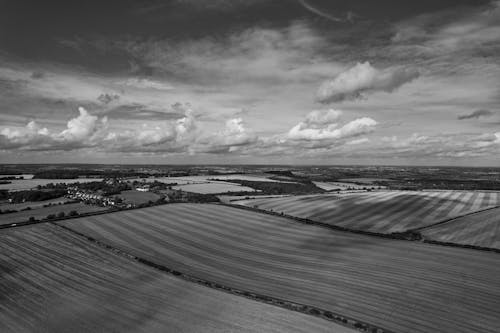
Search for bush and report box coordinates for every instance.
[46,214,56,220]
[68,210,78,216]
[57,211,65,218]
[28,216,36,222]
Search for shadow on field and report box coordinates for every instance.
[294,228,384,256]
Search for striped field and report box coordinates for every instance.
[60,203,500,333]
[235,191,500,233]
[422,206,500,249]
[0,223,352,333]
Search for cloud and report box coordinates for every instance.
[373,131,500,159]
[122,78,174,91]
[60,107,107,142]
[97,93,120,104]
[304,109,343,125]
[0,107,107,150]
[316,62,419,103]
[392,1,500,57]
[287,109,377,141]
[116,22,339,86]
[298,0,344,22]
[30,71,45,79]
[193,118,258,154]
[458,109,494,120]
[347,137,370,145]
[105,104,183,120]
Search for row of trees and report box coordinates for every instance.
[9,189,67,203]
[28,210,79,222]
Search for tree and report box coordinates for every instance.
[57,211,65,218]
[28,216,36,222]
[68,210,78,216]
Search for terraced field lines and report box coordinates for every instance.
[61,203,500,333]
[237,191,500,233]
[421,206,500,250]
[0,224,353,333]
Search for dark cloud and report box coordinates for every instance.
[97,93,120,104]
[30,71,45,79]
[106,104,183,121]
[458,109,494,120]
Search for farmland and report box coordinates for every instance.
[60,203,500,333]
[117,190,161,205]
[0,224,349,333]
[130,174,285,185]
[0,197,70,211]
[235,191,500,233]
[172,182,259,194]
[0,178,103,191]
[421,206,500,250]
[0,202,107,225]
[312,181,374,191]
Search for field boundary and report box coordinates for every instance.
[51,221,393,333]
[0,201,216,230]
[412,204,500,232]
[222,202,500,254]
[220,202,422,240]
[0,207,120,229]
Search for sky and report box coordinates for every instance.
[0,0,499,165]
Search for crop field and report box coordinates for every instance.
[130,174,285,185]
[60,203,500,333]
[0,223,352,333]
[0,202,107,225]
[118,190,161,205]
[172,182,258,194]
[0,197,70,211]
[421,206,500,250]
[312,181,374,191]
[339,178,394,184]
[0,178,103,191]
[235,191,500,233]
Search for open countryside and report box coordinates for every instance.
[0,223,353,333]
[57,203,500,333]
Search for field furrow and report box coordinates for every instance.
[60,203,500,333]
[0,223,354,333]
[236,191,500,233]
[422,206,500,250]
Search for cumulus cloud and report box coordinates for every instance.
[287,109,377,141]
[457,109,494,120]
[60,107,107,142]
[316,62,419,103]
[194,118,258,154]
[0,121,51,149]
[0,107,107,150]
[0,104,201,153]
